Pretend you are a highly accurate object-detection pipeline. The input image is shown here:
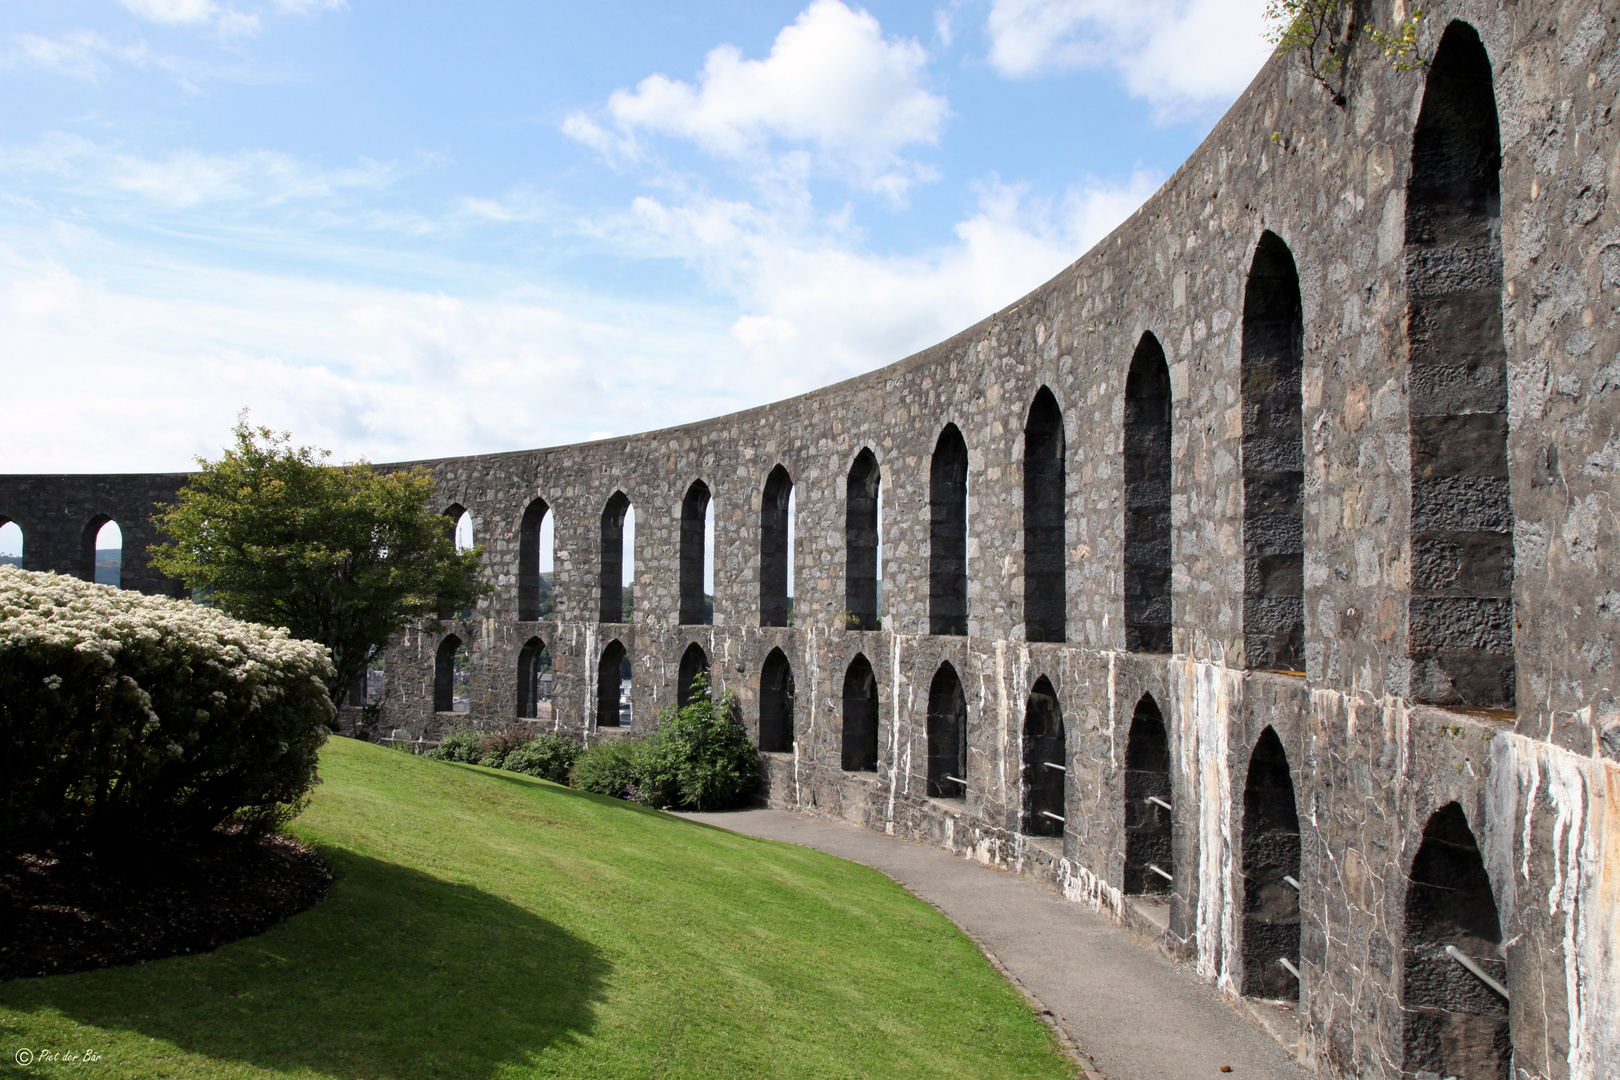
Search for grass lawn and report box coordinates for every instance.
[0,737,1076,1080]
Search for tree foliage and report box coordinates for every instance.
[1265,0,1425,105]
[150,418,485,713]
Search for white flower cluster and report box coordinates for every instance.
[0,565,334,706]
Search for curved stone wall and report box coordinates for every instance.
[5,3,1619,1077]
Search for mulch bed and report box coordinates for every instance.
[0,832,332,982]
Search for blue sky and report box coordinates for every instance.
[0,0,1270,472]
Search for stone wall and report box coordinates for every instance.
[4,2,1619,1077]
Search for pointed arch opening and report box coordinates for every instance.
[759,647,794,753]
[1402,802,1510,1080]
[841,653,879,772]
[930,424,968,636]
[925,663,966,798]
[0,518,23,570]
[1241,232,1305,672]
[680,481,712,625]
[1125,333,1173,653]
[1123,694,1172,895]
[85,517,123,588]
[598,639,630,728]
[845,450,881,632]
[518,498,552,621]
[1406,21,1514,710]
[1024,388,1066,643]
[1241,727,1302,1000]
[600,492,631,623]
[516,637,552,720]
[440,504,473,620]
[677,642,709,707]
[1022,677,1066,837]
[434,634,467,714]
[761,465,793,627]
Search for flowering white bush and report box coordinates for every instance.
[0,566,335,848]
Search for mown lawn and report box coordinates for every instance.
[0,737,1074,1079]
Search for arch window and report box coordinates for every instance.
[680,481,712,625]
[518,498,553,621]
[0,518,22,570]
[1124,334,1173,653]
[1022,677,1065,837]
[517,637,552,720]
[758,648,794,753]
[845,451,881,632]
[1023,389,1065,643]
[600,493,633,623]
[1123,694,1172,895]
[1402,803,1510,1080]
[930,424,968,636]
[677,642,709,707]
[760,465,793,627]
[1240,728,1301,1000]
[362,655,385,706]
[1405,21,1514,710]
[440,504,474,619]
[598,640,631,728]
[434,635,468,714]
[840,653,879,772]
[925,663,966,799]
[82,517,123,588]
[1241,233,1306,671]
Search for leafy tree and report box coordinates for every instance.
[1264,0,1425,106]
[151,418,485,716]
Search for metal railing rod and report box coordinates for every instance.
[1039,810,1066,824]
[1445,945,1509,1001]
[1277,957,1302,980]
[1146,795,1173,812]
[1042,761,1067,772]
[943,775,968,786]
[1282,874,1303,891]
[1147,863,1174,882]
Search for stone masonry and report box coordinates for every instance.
[3,3,1618,1077]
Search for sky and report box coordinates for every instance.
[0,0,1273,474]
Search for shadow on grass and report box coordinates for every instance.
[0,848,607,1080]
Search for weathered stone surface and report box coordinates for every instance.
[4,3,1619,1077]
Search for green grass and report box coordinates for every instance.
[1,738,1075,1080]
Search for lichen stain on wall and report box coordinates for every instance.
[1174,657,1242,988]
[1488,733,1619,1080]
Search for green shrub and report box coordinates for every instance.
[571,737,642,800]
[0,566,334,850]
[635,675,759,811]
[502,732,580,784]
[475,727,534,770]
[426,727,484,764]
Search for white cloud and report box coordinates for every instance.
[0,134,404,210]
[986,0,1272,114]
[117,0,261,36]
[109,148,397,208]
[114,0,345,36]
[0,235,745,472]
[0,155,1160,473]
[565,0,948,199]
[7,32,115,81]
[620,169,1162,396]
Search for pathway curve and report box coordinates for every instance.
[676,808,1309,1080]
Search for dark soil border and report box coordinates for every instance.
[0,832,332,982]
